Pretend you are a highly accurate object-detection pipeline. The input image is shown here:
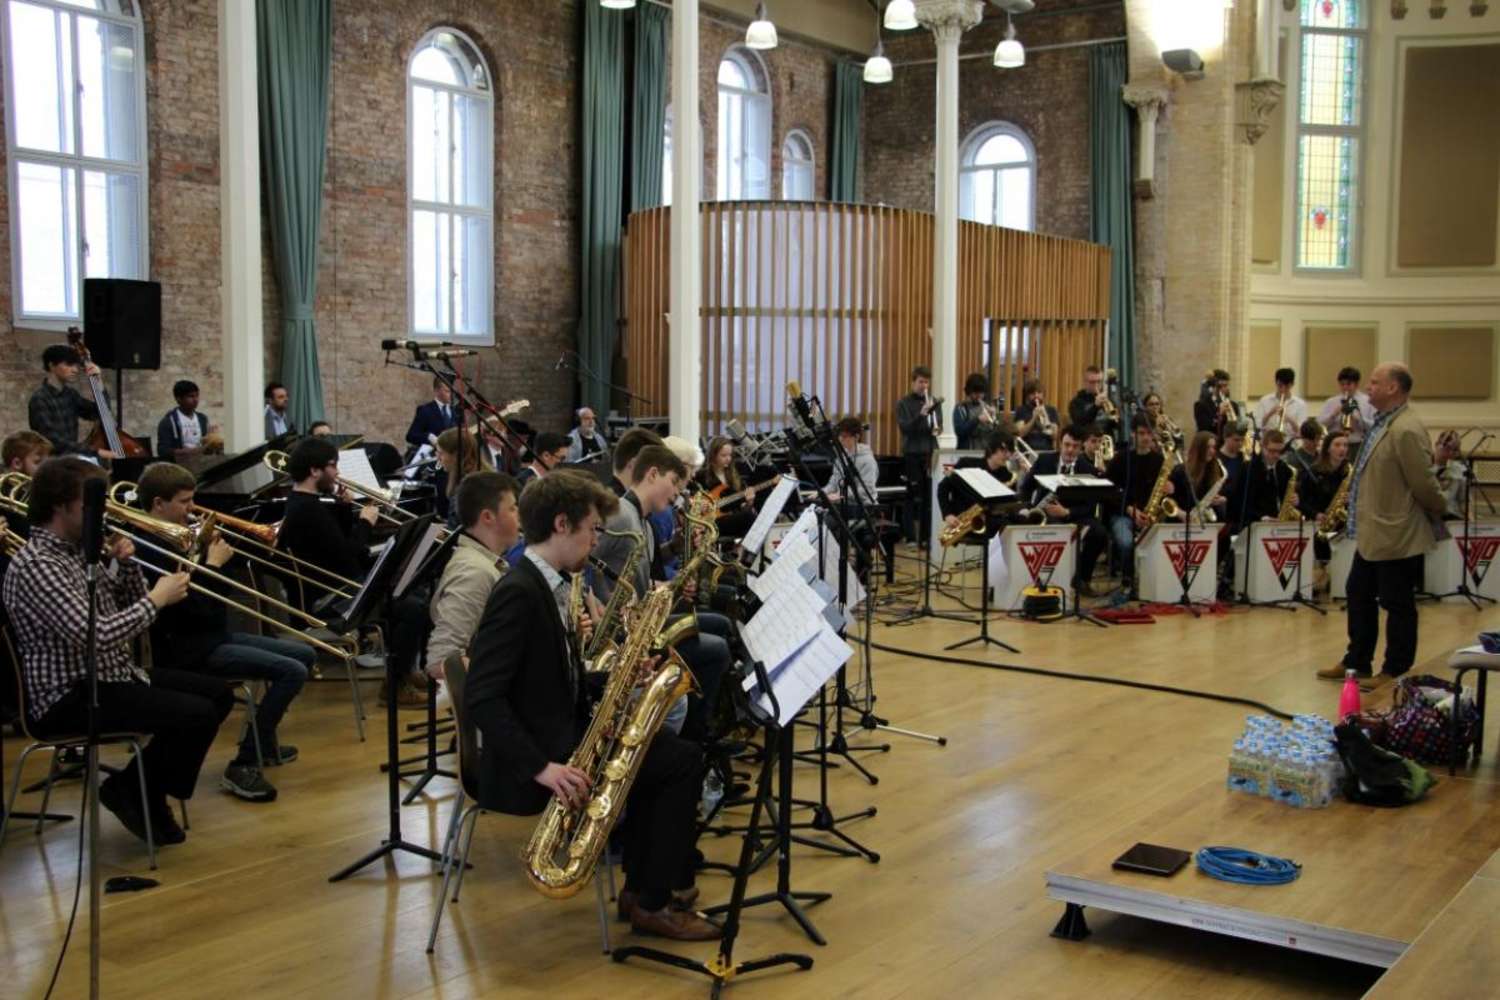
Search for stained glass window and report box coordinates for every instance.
[1295,0,1364,271]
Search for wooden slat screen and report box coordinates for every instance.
[621,203,1111,455]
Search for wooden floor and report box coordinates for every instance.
[3,565,1498,1000]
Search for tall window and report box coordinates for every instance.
[716,49,770,200]
[958,123,1035,231]
[781,130,814,201]
[2,0,147,328]
[663,105,673,206]
[1295,0,1364,271]
[408,29,493,341]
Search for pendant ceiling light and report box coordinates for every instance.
[599,0,636,9]
[746,2,778,49]
[884,0,918,31]
[993,17,1025,69]
[864,37,893,84]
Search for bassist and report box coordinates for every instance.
[27,344,117,462]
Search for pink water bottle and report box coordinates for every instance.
[1338,669,1362,722]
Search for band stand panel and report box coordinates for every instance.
[1329,536,1357,601]
[1232,521,1315,602]
[1424,521,1500,602]
[995,524,1078,610]
[1135,522,1221,604]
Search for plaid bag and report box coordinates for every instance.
[1379,674,1480,766]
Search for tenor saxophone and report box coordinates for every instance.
[940,503,985,547]
[523,583,695,899]
[669,493,719,603]
[1277,466,1303,521]
[583,529,644,662]
[1317,464,1352,539]
[1141,443,1181,525]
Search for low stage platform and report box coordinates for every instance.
[1045,775,1500,969]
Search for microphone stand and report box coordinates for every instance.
[84,502,104,998]
[557,350,656,421]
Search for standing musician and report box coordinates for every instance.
[565,407,609,462]
[607,428,665,497]
[1318,366,1376,451]
[1013,378,1061,456]
[1018,425,1108,596]
[135,462,314,802]
[896,366,943,545]
[404,376,460,454]
[938,430,1017,525]
[263,382,295,440]
[1194,369,1240,436]
[1286,418,1324,480]
[1168,431,1228,524]
[1299,429,1351,572]
[155,380,219,461]
[3,457,231,846]
[1078,424,1105,471]
[1068,365,1115,433]
[697,437,757,539]
[1432,430,1467,521]
[1254,368,1308,438]
[952,373,1000,450]
[1318,364,1446,687]
[28,344,116,462]
[1243,428,1295,523]
[465,471,719,941]
[1103,413,1173,591]
[515,432,570,489]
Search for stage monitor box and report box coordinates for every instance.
[83,277,161,370]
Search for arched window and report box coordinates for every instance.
[408,28,493,341]
[2,0,147,328]
[781,130,814,201]
[716,48,770,200]
[958,123,1035,232]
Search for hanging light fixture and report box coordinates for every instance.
[599,0,636,10]
[746,2,778,49]
[864,37,893,84]
[884,0,918,31]
[993,16,1025,69]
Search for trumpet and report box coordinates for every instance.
[1098,369,1120,419]
[263,450,416,525]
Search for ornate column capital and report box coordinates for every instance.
[1236,77,1286,145]
[1122,84,1170,121]
[1122,85,1170,200]
[915,0,985,41]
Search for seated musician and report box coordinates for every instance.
[309,420,334,437]
[938,429,1018,526]
[277,438,426,708]
[1142,392,1184,454]
[1244,428,1295,522]
[1298,429,1351,571]
[1018,425,1108,596]
[155,380,219,461]
[593,445,732,741]
[607,427,665,497]
[1,431,51,537]
[1217,421,1250,531]
[514,433,570,489]
[1167,431,1228,525]
[263,382,295,440]
[1286,418,1323,480]
[2,457,232,845]
[953,372,999,450]
[1432,430,1466,521]
[565,407,609,462]
[696,437,757,539]
[426,471,523,686]
[466,471,718,941]
[135,462,314,802]
[28,344,116,462]
[1013,378,1060,455]
[825,418,880,505]
[1078,423,1105,471]
[1103,413,1173,589]
[435,427,484,529]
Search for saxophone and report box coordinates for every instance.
[582,529,644,662]
[523,583,695,899]
[1189,460,1229,524]
[1317,464,1352,539]
[1142,444,1181,525]
[669,493,718,603]
[1277,466,1303,521]
[940,503,985,547]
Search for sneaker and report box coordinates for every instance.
[220,763,278,803]
[264,744,299,766]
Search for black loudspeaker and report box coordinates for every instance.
[83,277,162,370]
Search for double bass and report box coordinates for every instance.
[65,327,149,459]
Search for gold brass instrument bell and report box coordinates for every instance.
[262,449,417,525]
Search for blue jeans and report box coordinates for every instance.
[1109,515,1137,573]
[204,633,314,763]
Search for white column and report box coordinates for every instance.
[918,0,982,451]
[1254,0,1279,79]
[668,0,701,446]
[1123,85,1168,199]
[218,0,263,451]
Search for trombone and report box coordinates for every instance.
[262,450,417,526]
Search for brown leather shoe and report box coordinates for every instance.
[617,886,700,921]
[379,680,427,709]
[1360,672,1397,692]
[1317,664,1361,680]
[628,901,722,941]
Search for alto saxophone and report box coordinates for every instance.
[583,529,644,662]
[1277,466,1303,521]
[670,493,719,603]
[940,504,985,547]
[523,583,695,899]
[1317,464,1352,539]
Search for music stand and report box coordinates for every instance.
[1041,474,1117,628]
[941,469,1021,653]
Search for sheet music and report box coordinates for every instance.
[393,522,448,598]
[740,475,796,554]
[817,528,866,609]
[1036,473,1113,490]
[338,446,385,494]
[741,581,825,678]
[785,507,820,546]
[756,624,854,725]
[747,531,817,599]
[404,443,435,480]
[955,468,1017,500]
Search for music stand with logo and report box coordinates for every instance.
[942,468,1021,653]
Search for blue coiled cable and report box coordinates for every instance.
[1195,846,1301,885]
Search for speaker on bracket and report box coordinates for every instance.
[83,277,162,370]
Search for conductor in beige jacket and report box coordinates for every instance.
[1318,364,1447,688]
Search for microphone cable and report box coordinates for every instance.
[1195,846,1301,886]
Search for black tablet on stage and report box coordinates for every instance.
[1112,843,1191,877]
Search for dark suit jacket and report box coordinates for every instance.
[405,399,457,448]
[1018,453,1099,524]
[155,409,210,457]
[465,556,588,816]
[1245,455,1295,523]
[937,456,1014,517]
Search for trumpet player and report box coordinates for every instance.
[1014,377,1060,455]
[135,462,313,802]
[952,373,1000,450]
[1068,365,1116,431]
[1142,392,1185,453]
[1253,367,1307,437]
[896,366,943,545]
[3,457,231,847]
[465,471,719,941]
[1193,369,1240,436]
[1318,366,1376,450]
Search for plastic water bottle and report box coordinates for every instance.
[1227,740,1252,795]
[1338,669,1362,722]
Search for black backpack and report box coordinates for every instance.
[1333,723,1437,806]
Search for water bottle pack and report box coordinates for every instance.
[1227,715,1344,808]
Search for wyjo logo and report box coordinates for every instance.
[1163,539,1213,590]
[1261,537,1307,590]
[1458,536,1500,587]
[1017,541,1067,587]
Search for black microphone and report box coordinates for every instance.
[381,338,460,352]
[81,476,106,567]
[554,352,570,371]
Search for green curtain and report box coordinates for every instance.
[578,1,626,416]
[1089,42,1137,388]
[629,2,669,213]
[829,60,863,202]
[257,0,331,431]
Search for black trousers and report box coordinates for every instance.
[621,730,705,899]
[33,669,234,805]
[1074,518,1107,583]
[902,454,932,544]
[1343,552,1424,677]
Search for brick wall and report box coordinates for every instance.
[862,3,1127,241]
